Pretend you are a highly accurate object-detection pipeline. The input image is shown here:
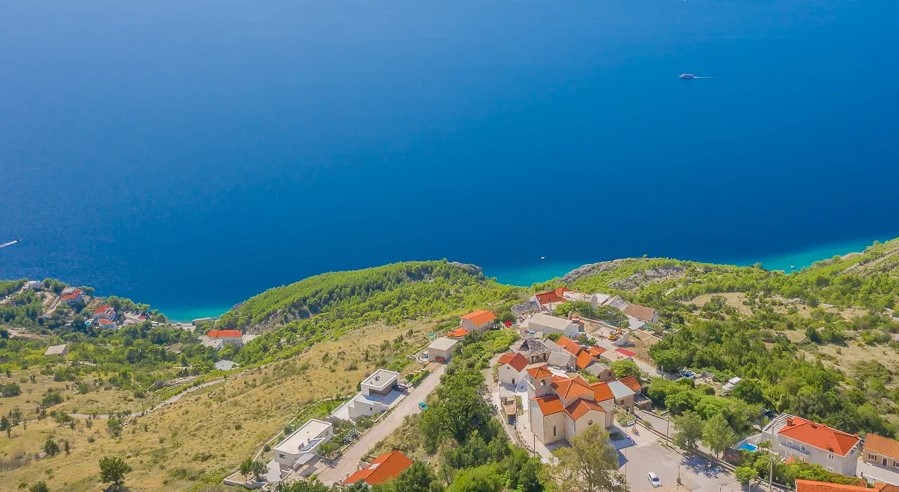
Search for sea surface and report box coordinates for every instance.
[2,0,898,320]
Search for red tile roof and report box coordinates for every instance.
[565,399,605,420]
[552,376,594,401]
[460,310,496,326]
[498,352,529,372]
[616,348,636,358]
[535,287,569,306]
[61,289,82,300]
[94,305,114,314]
[794,479,881,492]
[343,451,413,486]
[864,433,899,461]
[447,327,469,338]
[587,346,606,357]
[618,375,641,393]
[576,351,595,370]
[556,336,582,356]
[591,382,615,402]
[534,395,565,415]
[526,364,553,380]
[778,417,860,456]
[207,329,242,339]
[623,304,656,323]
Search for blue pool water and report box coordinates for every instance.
[738,443,758,452]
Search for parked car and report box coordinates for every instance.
[647,472,661,488]
[418,401,429,411]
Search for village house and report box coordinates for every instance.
[460,310,496,333]
[92,305,116,321]
[863,433,899,472]
[206,329,244,347]
[623,303,658,324]
[24,280,42,290]
[511,337,550,364]
[795,479,898,492]
[96,318,116,329]
[526,364,615,446]
[44,344,68,357]
[427,336,459,363]
[497,352,529,386]
[343,450,414,487]
[342,369,402,420]
[60,287,84,305]
[584,362,613,382]
[447,326,469,339]
[547,350,576,371]
[605,380,637,410]
[520,314,583,338]
[762,415,861,476]
[274,419,334,469]
[532,287,568,313]
[562,290,612,310]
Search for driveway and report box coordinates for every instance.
[858,460,899,486]
[316,363,447,485]
[620,443,750,491]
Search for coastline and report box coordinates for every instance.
[156,235,891,320]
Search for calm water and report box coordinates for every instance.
[2,1,898,320]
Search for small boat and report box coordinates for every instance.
[540,256,546,260]
[680,73,695,79]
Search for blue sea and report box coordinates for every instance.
[2,0,898,320]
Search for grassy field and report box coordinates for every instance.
[0,318,443,491]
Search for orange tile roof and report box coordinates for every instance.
[343,451,413,486]
[565,399,605,420]
[207,329,242,339]
[526,364,552,380]
[534,395,565,415]
[864,433,899,460]
[591,382,615,402]
[535,287,568,306]
[460,310,496,326]
[552,376,594,401]
[587,346,606,357]
[618,375,641,392]
[624,304,656,322]
[778,417,860,456]
[556,336,582,356]
[498,352,529,372]
[794,480,874,492]
[94,305,114,314]
[61,289,82,300]
[447,327,469,338]
[576,351,595,370]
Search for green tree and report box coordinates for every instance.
[99,456,130,487]
[390,461,439,492]
[106,418,123,437]
[672,411,703,450]
[544,425,626,492]
[447,464,503,492]
[29,482,50,492]
[734,466,757,487]
[274,480,334,492]
[610,360,642,382]
[702,414,736,458]
[44,437,60,456]
[0,415,10,438]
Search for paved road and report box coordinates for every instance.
[317,363,447,485]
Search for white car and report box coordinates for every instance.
[648,472,661,488]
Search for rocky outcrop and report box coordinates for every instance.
[561,259,630,283]
[611,266,686,290]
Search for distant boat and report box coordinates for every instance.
[680,73,696,80]
[540,256,546,260]
[0,239,20,249]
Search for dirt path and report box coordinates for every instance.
[68,378,224,420]
[316,364,447,485]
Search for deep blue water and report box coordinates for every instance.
[2,0,898,320]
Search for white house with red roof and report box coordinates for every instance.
[206,329,244,347]
[460,310,496,333]
[526,364,615,446]
[532,287,569,313]
[497,352,529,387]
[92,305,116,321]
[762,414,861,476]
[60,287,84,305]
[520,313,582,338]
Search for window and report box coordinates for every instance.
[800,445,806,452]
[828,453,834,460]
[279,453,285,459]
[553,426,557,437]
[512,378,515,384]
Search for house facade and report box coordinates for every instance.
[274,419,333,468]
[345,369,402,420]
[497,352,529,386]
[427,337,458,363]
[512,338,550,364]
[762,415,861,476]
[526,364,614,446]
[60,288,84,305]
[92,305,116,321]
[521,314,582,338]
[863,434,899,472]
[460,310,496,333]
[206,329,244,347]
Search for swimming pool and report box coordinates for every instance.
[737,442,758,452]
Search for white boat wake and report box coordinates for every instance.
[0,239,20,249]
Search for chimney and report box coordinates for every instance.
[786,417,794,426]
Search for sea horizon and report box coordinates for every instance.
[157,233,891,321]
